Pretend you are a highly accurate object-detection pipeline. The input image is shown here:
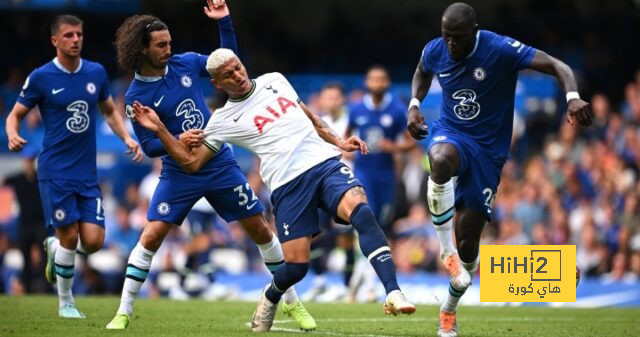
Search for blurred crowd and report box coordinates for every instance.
[1,67,640,298]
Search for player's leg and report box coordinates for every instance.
[108,176,199,329]
[106,220,172,329]
[323,160,414,315]
[437,207,484,337]
[38,179,86,318]
[428,142,471,290]
[253,236,312,332]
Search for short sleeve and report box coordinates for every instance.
[16,71,42,109]
[420,40,437,73]
[188,52,210,78]
[498,35,537,71]
[203,116,225,153]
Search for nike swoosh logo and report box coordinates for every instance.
[51,88,65,94]
[233,112,246,122]
[246,200,259,210]
[96,215,105,221]
[153,95,164,107]
[347,178,355,184]
[438,73,452,78]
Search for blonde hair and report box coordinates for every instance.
[206,48,237,76]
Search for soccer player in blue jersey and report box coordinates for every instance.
[106,0,315,330]
[406,3,592,336]
[5,14,143,318]
[347,65,417,232]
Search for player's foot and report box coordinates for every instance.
[58,303,86,319]
[251,286,277,332]
[442,253,471,290]
[438,310,458,337]
[282,301,317,331]
[106,313,130,329]
[43,237,56,284]
[383,290,416,315]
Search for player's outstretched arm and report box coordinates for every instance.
[99,97,143,162]
[5,102,30,151]
[300,101,368,154]
[408,59,433,140]
[132,101,214,173]
[528,50,593,127]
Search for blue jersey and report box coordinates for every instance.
[348,93,407,173]
[125,52,236,175]
[17,58,110,180]
[421,30,537,160]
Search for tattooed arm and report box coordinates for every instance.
[299,101,369,154]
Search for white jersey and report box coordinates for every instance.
[204,72,340,191]
[321,109,353,169]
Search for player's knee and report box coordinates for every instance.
[285,262,309,283]
[429,150,457,182]
[239,215,271,245]
[56,224,79,249]
[139,223,168,251]
[82,236,104,254]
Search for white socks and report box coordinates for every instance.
[427,177,456,259]
[117,242,155,316]
[441,255,479,312]
[257,233,299,305]
[55,245,76,308]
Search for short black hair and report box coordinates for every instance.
[442,2,476,26]
[51,14,83,35]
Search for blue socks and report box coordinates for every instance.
[350,203,400,294]
[265,262,309,303]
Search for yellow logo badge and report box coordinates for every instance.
[480,245,576,302]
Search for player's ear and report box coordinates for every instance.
[211,78,221,89]
[51,35,57,48]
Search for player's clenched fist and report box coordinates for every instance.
[566,98,593,127]
[407,107,428,140]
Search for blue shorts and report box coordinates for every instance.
[148,163,264,225]
[428,126,505,221]
[38,179,105,229]
[271,157,363,242]
[354,168,395,227]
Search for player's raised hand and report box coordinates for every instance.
[407,106,428,140]
[7,132,27,152]
[124,137,143,162]
[203,0,229,20]
[339,136,369,155]
[179,129,205,148]
[566,98,593,127]
[132,101,162,132]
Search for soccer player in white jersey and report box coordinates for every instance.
[131,48,416,332]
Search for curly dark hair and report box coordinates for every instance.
[114,15,168,72]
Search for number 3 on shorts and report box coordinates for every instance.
[234,183,257,206]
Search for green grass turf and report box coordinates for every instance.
[0,296,638,336]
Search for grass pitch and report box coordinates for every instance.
[0,296,638,336]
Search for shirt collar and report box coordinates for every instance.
[135,66,169,82]
[53,57,83,74]
[466,30,481,59]
[363,92,392,111]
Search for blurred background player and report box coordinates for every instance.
[407,3,592,337]
[347,65,417,234]
[106,1,314,330]
[4,14,142,318]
